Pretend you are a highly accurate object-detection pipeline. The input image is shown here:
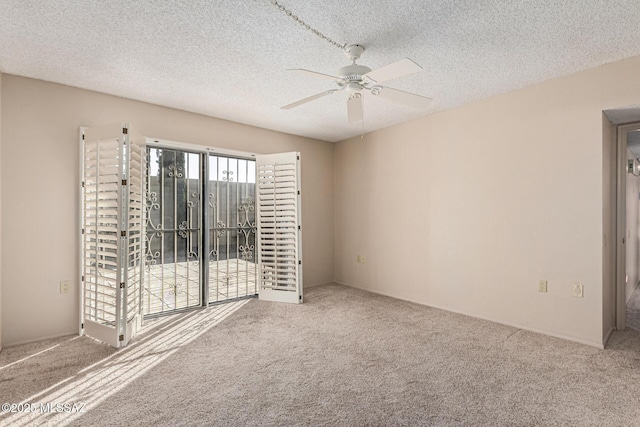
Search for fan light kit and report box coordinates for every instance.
[283,44,433,123]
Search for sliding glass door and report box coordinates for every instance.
[143,148,260,315]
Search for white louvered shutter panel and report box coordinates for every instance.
[256,152,303,304]
[81,123,144,348]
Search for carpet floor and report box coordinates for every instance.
[1,283,640,426]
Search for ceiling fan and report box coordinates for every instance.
[282,44,433,123]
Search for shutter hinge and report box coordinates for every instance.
[122,127,128,134]
[81,181,85,188]
[297,190,300,195]
[82,228,85,235]
[81,275,85,282]
[120,282,125,289]
[298,225,301,230]
[81,323,84,329]
[298,260,302,265]
[119,334,124,341]
[121,231,127,237]
[297,155,300,160]
[82,134,85,140]
[121,179,127,186]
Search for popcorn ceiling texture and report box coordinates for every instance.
[1,0,640,142]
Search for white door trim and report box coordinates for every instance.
[615,122,640,330]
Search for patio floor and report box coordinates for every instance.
[144,259,258,315]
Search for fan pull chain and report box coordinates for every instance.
[267,0,346,51]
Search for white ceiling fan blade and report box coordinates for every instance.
[363,58,423,84]
[371,86,433,109]
[282,90,337,110]
[288,69,341,81]
[347,93,363,123]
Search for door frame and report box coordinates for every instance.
[615,122,640,330]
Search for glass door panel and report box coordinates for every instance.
[208,155,258,302]
[144,147,201,315]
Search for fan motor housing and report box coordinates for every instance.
[337,64,372,90]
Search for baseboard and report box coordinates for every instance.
[305,281,335,288]
[334,280,605,349]
[3,332,78,349]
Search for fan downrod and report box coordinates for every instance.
[344,44,365,62]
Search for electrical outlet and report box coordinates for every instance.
[572,283,583,298]
[538,280,547,293]
[60,280,71,294]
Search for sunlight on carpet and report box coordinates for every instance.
[0,300,248,427]
[0,337,80,372]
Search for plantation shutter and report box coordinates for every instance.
[256,152,303,304]
[81,123,145,348]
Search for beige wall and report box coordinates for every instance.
[334,56,640,348]
[602,115,616,343]
[1,75,334,346]
[626,148,640,301]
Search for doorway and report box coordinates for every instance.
[615,122,640,331]
[621,125,640,330]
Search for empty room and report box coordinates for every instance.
[2,1,640,425]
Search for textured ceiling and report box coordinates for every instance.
[1,1,640,142]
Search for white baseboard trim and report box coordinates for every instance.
[305,281,335,288]
[4,332,79,349]
[334,280,605,349]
